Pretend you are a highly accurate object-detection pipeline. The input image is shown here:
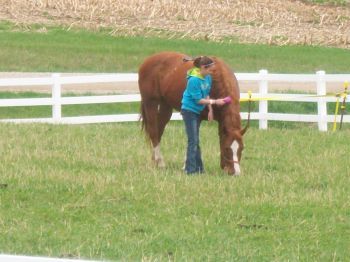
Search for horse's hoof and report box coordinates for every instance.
[156,159,166,168]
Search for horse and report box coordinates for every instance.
[138,52,247,175]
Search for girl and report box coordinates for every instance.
[181,56,226,174]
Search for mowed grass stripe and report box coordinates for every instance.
[0,122,349,260]
[1,21,350,73]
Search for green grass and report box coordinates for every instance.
[1,18,350,261]
[304,0,349,5]
[0,122,349,260]
[1,21,350,73]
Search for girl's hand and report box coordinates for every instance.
[215,99,226,106]
[208,110,214,121]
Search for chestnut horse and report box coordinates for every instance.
[138,52,246,175]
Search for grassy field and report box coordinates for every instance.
[1,21,350,73]
[0,122,349,261]
[1,19,350,261]
[306,0,349,4]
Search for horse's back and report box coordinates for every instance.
[139,52,182,85]
[138,52,191,108]
[138,52,240,110]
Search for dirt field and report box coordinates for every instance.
[0,1,348,93]
[1,0,350,48]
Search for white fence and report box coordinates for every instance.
[0,70,349,131]
[0,254,97,262]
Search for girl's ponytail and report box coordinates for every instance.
[193,56,213,68]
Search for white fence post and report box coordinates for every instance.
[52,73,62,123]
[259,69,268,130]
[316,71,327,132]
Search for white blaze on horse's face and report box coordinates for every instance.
[230,140,241,175]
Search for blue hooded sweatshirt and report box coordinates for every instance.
[181,67,212,115]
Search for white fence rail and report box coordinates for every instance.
[0,70,349,131]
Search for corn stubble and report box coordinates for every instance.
[1,0,350,47]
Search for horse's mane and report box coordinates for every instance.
[211,57,239,101]
[209,57,244,134]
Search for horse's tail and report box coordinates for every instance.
[140,101,147,131]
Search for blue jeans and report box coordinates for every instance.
[181,109,204,174]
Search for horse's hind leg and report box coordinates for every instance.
[152,101,173,167]
[142,99,165,167]
[151,101,172,166]
[158,101,173,143]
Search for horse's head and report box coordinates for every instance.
[209,57,245,175]
[218,109,245,175]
